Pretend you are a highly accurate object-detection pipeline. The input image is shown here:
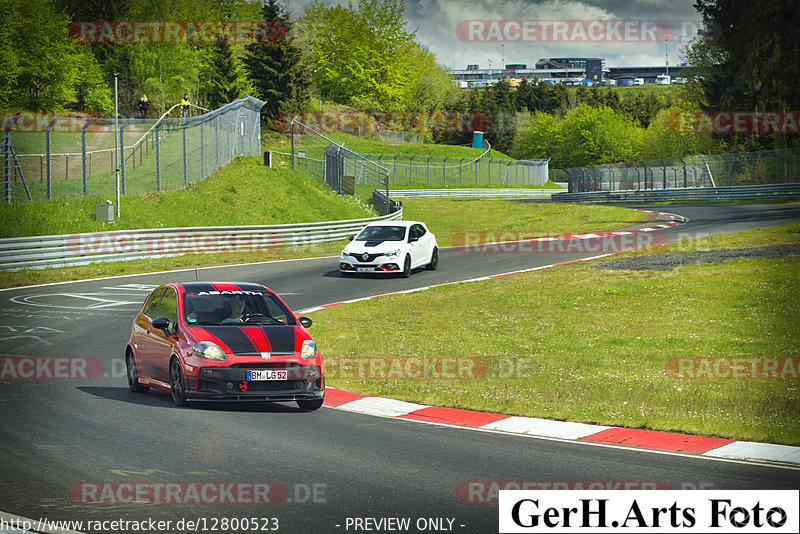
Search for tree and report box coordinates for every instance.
[639,106,715,160]
[513,111,563,164]
[559,104,642,167]
[244,0,309,121]
[688,0,800,149]
[73,47,113,114]
[5,0,78,109]
[199,43,254,109]
[299,0,420,109]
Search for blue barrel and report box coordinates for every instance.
[472,131,484,149]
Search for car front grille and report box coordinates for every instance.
[244,380,303,392]
[349,252,383,262]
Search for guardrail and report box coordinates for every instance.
[551,183,800,203]
[0,210,402,272]
[387,188,562,198]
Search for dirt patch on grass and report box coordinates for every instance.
[597,244,800,271]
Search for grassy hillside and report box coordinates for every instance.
[263,130,514,161]
[0,156,376,238]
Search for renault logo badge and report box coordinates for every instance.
[362,253,369,261]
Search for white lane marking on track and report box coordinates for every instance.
[9,293,142,310]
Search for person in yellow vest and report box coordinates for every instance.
[180,94,190,121]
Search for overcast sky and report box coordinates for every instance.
[287,0,704,70]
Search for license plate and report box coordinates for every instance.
[356,267,375,272]
[247,370,288,381]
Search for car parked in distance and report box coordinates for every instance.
[339,221,438,277]
[125,281,324,410]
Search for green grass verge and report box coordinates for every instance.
[0,156,376,238]
[263,130,514,160]
[0,200,644,289]
[309,223,800,445]
[400,199,643,246]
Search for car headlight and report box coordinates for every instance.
[193,341,227,361]
[384,249,400,258]
[301,340,318,360]
[340,250,348,260]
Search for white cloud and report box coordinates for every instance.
[287,0,702,68]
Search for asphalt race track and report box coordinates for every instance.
[0,204,799,533]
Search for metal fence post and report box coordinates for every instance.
[182,122,188,186]
[460,157,465,184]
[200,121,205,178]
[215,116,220,168]
[46,116,60,200]
[426,156,432,186]
[3,134,9,203]
[120,119,135,195]
[155,122,161,191]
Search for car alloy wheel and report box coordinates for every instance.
[126,353,149,393]
[169,358,187,406]
[427,247,439,270]
[401,255,411,278]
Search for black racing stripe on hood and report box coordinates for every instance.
[202,326,257,353]
[201,326,296,354]
[260,326,295,353]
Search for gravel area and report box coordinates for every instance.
[596,243,800,271]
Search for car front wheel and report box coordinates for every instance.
[401,255,411,278]
[426,247,439,270]
[126,352,149,393]
[169,358,187,406]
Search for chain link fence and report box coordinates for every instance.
[274,118,549,210]
[555,147,800,193]
[2,96,265,203]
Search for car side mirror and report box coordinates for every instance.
[152,317,170,330]
[348,235,354,241]
[298,317,313,328]
[409,235,418,243]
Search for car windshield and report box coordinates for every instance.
[355,225,406,241]
[182,290,296,326]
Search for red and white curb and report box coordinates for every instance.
[308,211,800,467]
[323,388,800,467]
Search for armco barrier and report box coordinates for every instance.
[0,210,402,272]
[551,183,800,203]
[386,188,561,198]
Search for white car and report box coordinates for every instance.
[339,221,439,277]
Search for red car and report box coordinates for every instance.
[125,282,324,410]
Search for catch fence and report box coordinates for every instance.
[555,148,800,193]
[2,96,265,203]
